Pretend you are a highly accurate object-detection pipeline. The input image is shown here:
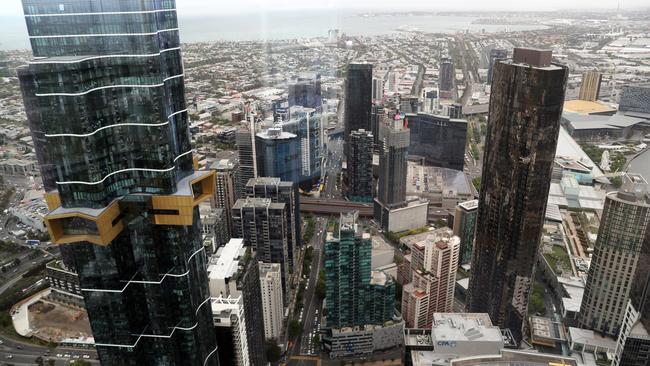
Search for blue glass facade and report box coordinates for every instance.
[255,128,302,185]
[18,1,218,365]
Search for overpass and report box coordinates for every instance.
[300,198,373,217]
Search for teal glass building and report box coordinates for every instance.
[18,1,219,364]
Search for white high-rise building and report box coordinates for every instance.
[259,262,284,340]
[401,228,461,328]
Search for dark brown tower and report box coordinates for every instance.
[467,48,568,343]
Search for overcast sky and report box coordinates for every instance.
[1,0,646,17]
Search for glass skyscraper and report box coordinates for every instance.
[18,1,219,364]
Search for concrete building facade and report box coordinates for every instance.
[259,263,284,341]
[579,174,650,336]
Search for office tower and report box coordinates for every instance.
[18,1,219,364]
[579,174,650,336]
[453,200,479,265]
[487,49,508,84]
[276,106,322,188]
[347,130,374,202]
[619,85,650,115]
[374,118,410,229]
[372,77,384,101]
[259,263,284,341]
[402,228,460,328]
[406,113,468,171]
[288,73,322,110]
[255,127,301,186]
[371,103,385,146]
[45,259,84,308]
[467,48,568,343]
[208,239,266,366]
[272,98,290,122]
[212,158,239,235]
[344,63,373,144]
[232,198,289,302]
[325,211,395,328]
[579,71,603,101]
[236,124,258,197]
[245,177,300,271]
[439,57,455,98]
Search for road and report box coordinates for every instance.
[296,220,326,357]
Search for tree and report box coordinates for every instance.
[472,176,481,191]
[315,270,326,299]
[266,340,282,362]
[288,319,302,339]
[69,361,92,366]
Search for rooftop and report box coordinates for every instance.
[431,313,503,343]
[563,100,617,115]
[207,238,246,280]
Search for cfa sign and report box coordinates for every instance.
[436,341,457,347]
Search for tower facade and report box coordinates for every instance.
[467,48,568,343]
[347,129,374,202]
[453,200,479,265]
[18,1,219,364]
[376,119,409,206]
[487,49,507,85]
[579,71,602,102]
[344,63,373,143]
[439,57,455,98]
[579,174,650,336]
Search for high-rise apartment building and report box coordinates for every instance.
[467,48,568,343]
[259,263,284,341]
[255,127,301,185]
[325,211,372,329]
[487,49,507,84]
[579,71,603,102]
[208,239,266,366]
[371,103,385,146]
[579,174,650,336]
[18,1,219,364]
[344,63,373,144]
[372,77,384,101]
[406,113,467,171]
[347,130,374,202]
[325,211,395,329]
[614,182,650,366]
[212,158,239,236]
[232,198,289,302]
[288,73,322,110]
[236,123,258,196]
[453,200,479,265]
[245,177,300,270]
[402,228,460,328]
[276,106,322,188]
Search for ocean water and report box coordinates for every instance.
[0,10,547,51]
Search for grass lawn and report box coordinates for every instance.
[544,245,572,275]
